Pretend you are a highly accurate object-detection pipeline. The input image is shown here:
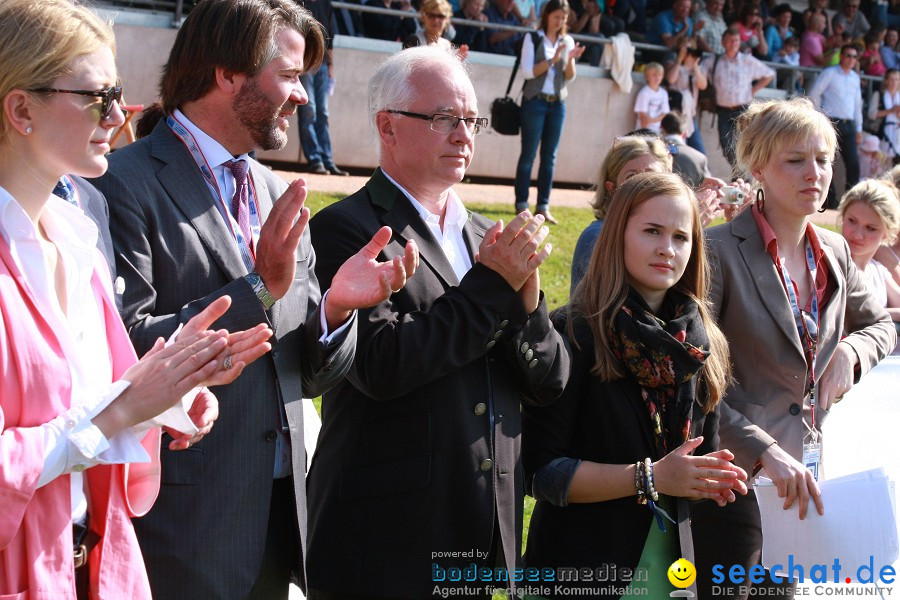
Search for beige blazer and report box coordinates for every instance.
[706,208,896,472]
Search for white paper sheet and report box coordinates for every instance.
[755,468,898,581]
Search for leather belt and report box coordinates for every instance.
[717,104,745,112]
[73,518,100,570]
[537,93,559,102]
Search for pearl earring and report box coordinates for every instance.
[24,126,32,134]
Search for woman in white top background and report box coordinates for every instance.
[839,178,900,320]
[869,68,900,160]
[513,0,584,224]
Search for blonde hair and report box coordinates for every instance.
[644,61,665,74]
[589,135,671,220]
[734,97,836,181]
[421,0,454,18]
[0,0,114,142]
[881,163,900,189]
[571,172,731,413]
[839,179,900,244]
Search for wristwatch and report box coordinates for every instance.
[245,272,275,309]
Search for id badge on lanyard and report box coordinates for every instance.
[779,240,822,480]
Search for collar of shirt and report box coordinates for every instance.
[381,169,470,233]
[173,108,252,202]
[0,186,98,284]
[381,169,472,281]
[751,206,833,309]
[0,184,110,396]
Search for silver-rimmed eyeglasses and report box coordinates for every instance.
[386,110,489,135]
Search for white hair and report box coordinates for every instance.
[367,45,473,133]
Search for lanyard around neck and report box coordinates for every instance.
[777,239,821,433]
[166,114,259,271]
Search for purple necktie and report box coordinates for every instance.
[224,159,253,253]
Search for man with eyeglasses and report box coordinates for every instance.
[91,0,419,598]
[832,0,870,41]
[809,44,864,207]
[305,46,569,600]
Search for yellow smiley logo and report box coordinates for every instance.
[667,558,696,589]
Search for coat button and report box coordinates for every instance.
[474,402,487,416]
[499,320,509,329]
[265,430,278,442]
[485,340,497,350]
[789,403,801,416]
[493,330,503,340]
[72,464,86,473]
[480,459,493,471]
[520,342,529,354]
[529,358,539,369]
[524,349,534,361]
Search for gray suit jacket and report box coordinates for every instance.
[91,119,356,597]
[706,208,895,472]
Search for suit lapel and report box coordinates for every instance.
[150,122,248,282]
[462,213,486,263]
[814,239,844,371]
[732,210,804,356]
[366,169,461,287]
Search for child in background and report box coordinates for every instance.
[860,134,890,179]
[774,34,800,65]
[775,36,803,93]
[862,31,888,76]
[634,62,670,133]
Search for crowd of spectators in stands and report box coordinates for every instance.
[332,0,900,74]
[327,0,900,195]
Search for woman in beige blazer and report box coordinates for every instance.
[692,97,897,600]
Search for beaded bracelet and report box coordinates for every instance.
[642,458,659,502]
[634,461,646,504]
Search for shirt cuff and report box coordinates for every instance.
[531,456,582,507]
[37,380,139,487]
[319,289,356,344]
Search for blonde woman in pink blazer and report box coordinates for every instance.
[0,1,272,597]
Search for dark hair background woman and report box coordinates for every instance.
[524,172,747,599]
[513,0,584,224]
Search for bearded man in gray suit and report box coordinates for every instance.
[91,1,417,598]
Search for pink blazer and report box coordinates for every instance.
[0,238,161,599]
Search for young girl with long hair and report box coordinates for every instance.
[524,171,747,599]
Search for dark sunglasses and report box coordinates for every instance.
[30,84,123,120]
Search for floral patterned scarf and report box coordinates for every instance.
[608,288,710,457]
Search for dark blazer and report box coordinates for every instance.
[305,168,570,598]
[91,119,356,598]
[706,208,896,471]
[523,312,715,599]
[67,175,115,278]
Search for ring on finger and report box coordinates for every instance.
[223,355,233,370]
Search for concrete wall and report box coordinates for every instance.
[108,18,736,185]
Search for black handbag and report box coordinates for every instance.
[490,96,521,135]
[490,32,537,136]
